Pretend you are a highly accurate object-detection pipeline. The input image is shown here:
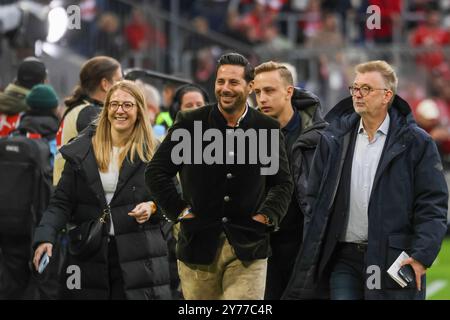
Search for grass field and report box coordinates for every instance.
[426,236,450,300]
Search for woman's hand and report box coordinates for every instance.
[128,201,156,224]
[33,243,53,271]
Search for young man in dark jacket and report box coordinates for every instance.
[146,53,293,299]
[283,60,448,300]
[252,61,327,299]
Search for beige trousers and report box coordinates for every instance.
[177,234,267,300]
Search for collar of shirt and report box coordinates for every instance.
[235,104,249,127]
[358,113,390,137]
[214,103,250,128]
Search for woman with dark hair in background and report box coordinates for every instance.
[169,84,210,121]
[32,80,172,300]
[54,56,122,185]
[154,84,209,138]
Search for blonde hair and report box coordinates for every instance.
[355,60,398,94]
[254,61,294,86]
[93,80,156,172]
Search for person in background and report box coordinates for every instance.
[54,56,122,185]
[410,3,450,71]
[20,84,59,164]
[0,57,47,137]
[169,84,210,121]
[135,80,165,141]
[135,80,161,126]
[155,82,178,130]
[0,84,59,300]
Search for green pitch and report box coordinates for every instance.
[427,236,450,300]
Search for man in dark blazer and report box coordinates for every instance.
[145,53,293,299]
[283,60,448,300]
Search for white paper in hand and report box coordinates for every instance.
[387,251,410,288]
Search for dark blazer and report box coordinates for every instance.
[33,127,172,300]
[145,103,293,265]
[283,95,448,300]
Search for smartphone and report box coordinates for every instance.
[38,252,50,274]
[398,264,415,285]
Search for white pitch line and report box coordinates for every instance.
[426,280,448,299]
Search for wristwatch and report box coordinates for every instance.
[178,207,192,221]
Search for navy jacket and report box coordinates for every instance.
[283,95,448,300]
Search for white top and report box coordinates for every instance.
[342,114,390,243]
[99,146,121,236]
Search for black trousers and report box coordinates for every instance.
[265,235,302,300]
[0,234,31,299]
[108,237,126,300]
[0,233,63,300]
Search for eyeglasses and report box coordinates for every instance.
[349,85,389,97]
[109,101,135,111]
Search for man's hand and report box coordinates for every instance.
[401,257,427,291]
[252,214,269,225]
[178,207,195,220]
[181,212,195,219]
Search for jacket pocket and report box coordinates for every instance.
[248,216,269,233]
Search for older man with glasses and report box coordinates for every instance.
[283,60,448,300]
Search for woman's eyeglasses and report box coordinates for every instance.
[109,101,135,111]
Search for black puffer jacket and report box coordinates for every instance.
[33,127,172,300]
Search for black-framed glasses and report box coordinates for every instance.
[349,85,389,97]
[109,101,135,111]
